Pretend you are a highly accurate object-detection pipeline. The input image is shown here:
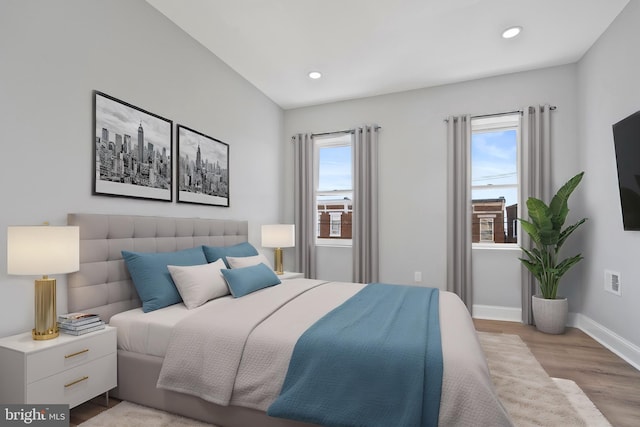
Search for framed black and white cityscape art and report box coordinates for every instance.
[176,125,230,207]
[93,91,173,201]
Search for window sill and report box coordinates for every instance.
[472,243,520,251]
[316,238,352,248]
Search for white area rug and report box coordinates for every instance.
[78,401,216,427]
[80,332,611,427]
[552,378,612,427]
[478,332,611,427]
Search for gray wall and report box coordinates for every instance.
[3,0,638,360]
[283,66,580,316]
[284,1,640,359]
[576,0,640,351]
[0,0,283,337]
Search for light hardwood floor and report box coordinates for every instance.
[70,320,640,427]
[69,395,120,426]
[474,319,640,427]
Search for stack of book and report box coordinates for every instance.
[57,312,105,335]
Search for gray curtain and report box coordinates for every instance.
[520,105,552,324]
[353,125,380,283]
[446,115,473,311]
[293,133,317,279]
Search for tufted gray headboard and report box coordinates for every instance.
[66,213,249,322]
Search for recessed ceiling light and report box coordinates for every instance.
[502,26,522,39]
[308,71,322,79]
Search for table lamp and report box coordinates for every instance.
[7,225,80,340]
[261,224,295,275]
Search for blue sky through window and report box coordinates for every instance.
[472,129,517,207]
[318,145,352,192]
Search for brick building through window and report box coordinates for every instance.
[317,198,352,239]
[505,203,518,243]
[472,198,519,244]
[472,198,506,243]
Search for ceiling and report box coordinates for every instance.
[146,0,629,110]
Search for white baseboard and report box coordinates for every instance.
[568,313,640,372]
[472,305,522,322]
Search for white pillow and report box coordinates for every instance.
[167,258,228,309]
[226,253,273,270]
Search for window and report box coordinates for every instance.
[315,134,353,245]
[471,114,520,245]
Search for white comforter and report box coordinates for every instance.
[156,279,512,426]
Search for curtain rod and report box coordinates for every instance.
[312,125,382,137]
[290,126,382,140]
[290,130,352,142]
[444,106,557,122]
[472,109,523,119]
[312,129,354,137]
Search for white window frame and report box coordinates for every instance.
[471,113,520,248]
[314,134,353,247]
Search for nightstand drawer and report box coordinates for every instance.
[26,329,116,383]
[27,353,117,408]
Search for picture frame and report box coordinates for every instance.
[93,91,173,201]
[177,125,230,207]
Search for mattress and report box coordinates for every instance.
[110,296,232,357]
[109,279,357,358]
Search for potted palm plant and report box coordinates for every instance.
[519,172,587,334]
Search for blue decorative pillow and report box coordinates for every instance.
[202,242,259,267]
[122,247,208,312]
[221,263,282,298]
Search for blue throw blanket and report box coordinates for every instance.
[267,283,442,427]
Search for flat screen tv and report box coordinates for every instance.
[613,110,640,230]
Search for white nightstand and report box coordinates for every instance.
[279,271,304,280]
[0,325,117,408]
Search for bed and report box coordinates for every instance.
[66,213,512,427]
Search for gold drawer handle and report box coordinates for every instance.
[65,349,89,359]
[64,376,89,388]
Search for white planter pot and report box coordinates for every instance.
[532,295,568,334]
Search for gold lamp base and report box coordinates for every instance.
[32,328,59,340]
[32,276,59,340]
[273,247,284,275]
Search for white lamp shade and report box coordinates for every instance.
[7,226,80,275]
[261,224,295,248]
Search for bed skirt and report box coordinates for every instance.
[112,350,317,427]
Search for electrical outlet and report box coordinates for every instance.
[604,270,622,296]
[414,271,422,283]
